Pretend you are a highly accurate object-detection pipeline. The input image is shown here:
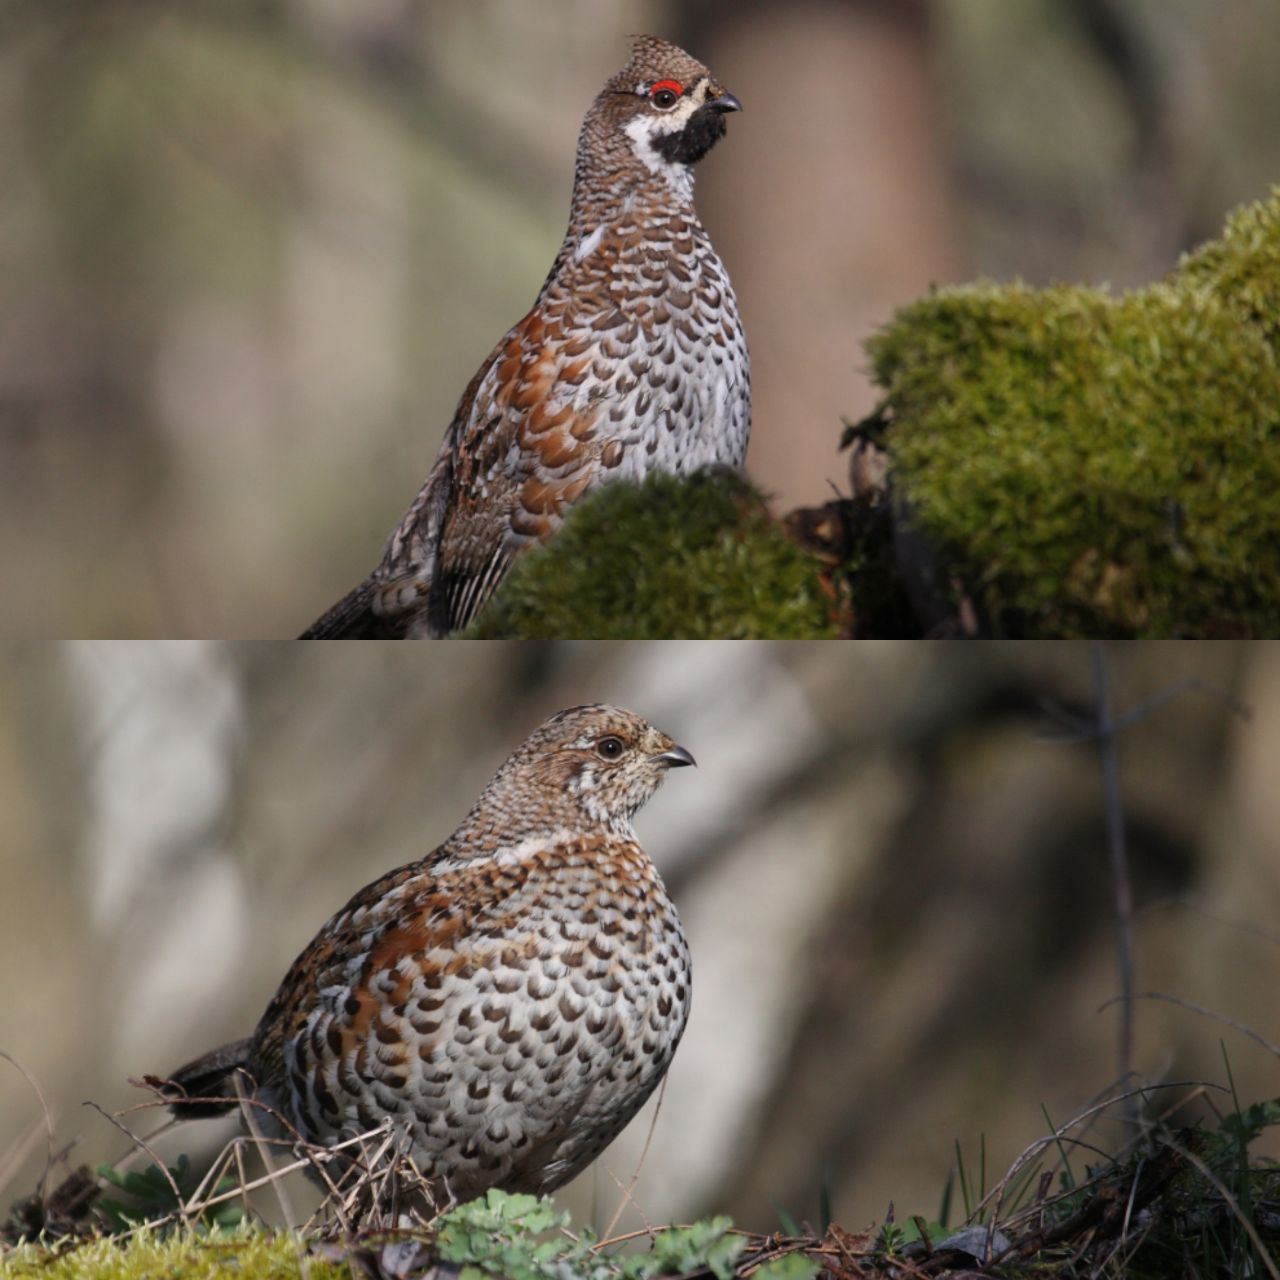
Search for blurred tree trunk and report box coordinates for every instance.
[683,0,957,511]
[67,643,249,1075]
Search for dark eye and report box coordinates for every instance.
[596,736,625,760]
[649,79,683,110]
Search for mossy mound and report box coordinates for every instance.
[470,471,841,639]
[866,186,1280,637]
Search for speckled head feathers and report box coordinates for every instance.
[446,705,693,852]
[605,35,718,97]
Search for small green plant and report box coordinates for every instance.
[434,1191,581,1280]
[872,1216,948,1256]
[433,1191,818,1280]
[772,1204,803,1237]
[96,1154,245,1233]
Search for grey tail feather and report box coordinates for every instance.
[299,580,384,639]
[159,1038,254,1119]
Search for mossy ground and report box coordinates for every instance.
[0,1225,351,1279]
[865,186,1280,637]
[469,471,842,639]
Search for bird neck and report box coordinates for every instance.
[541,163,701,296]
[565,108,701,234]
[439,780,638,867]
[570,159,696,228]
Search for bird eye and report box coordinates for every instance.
[596,735,625,760]
[649,80,683,110]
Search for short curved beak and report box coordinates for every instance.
[656,744,697,769]
[709,88,742,114]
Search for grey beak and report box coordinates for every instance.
[710,91,742,114]
[657,744,696,769]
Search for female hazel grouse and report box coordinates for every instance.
[160,705,695,1203]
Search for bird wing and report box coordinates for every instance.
[248,859,442,1088]
[246,839,600,1133]
[368,242,632,636]
[426,304,610,633]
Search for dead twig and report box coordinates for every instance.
[1091,643,1137,1127]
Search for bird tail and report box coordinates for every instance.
[299,581,383,639]
[157,1038,254,1119]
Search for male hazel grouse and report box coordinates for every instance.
[157,705,694,1204]
[301,36,749,638]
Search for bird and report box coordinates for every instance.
[300,35,749,638]
[158,704,695,1206]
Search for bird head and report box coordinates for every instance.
[535,703,694,829]
[586,36,741,195]
[472,703,694,838]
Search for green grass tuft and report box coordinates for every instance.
[469,471,840,639]
[864,185,1280,637]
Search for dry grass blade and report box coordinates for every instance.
[0,1121,54,1208]
[0,1051,57,1201]
[972,1080,1216,1225]
[1099,991,1280,1060]
[600,1072,669,1242]
[1163,1135,1280,1280]
[233,1070,300,1236]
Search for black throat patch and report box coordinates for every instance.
[652,106,729,166]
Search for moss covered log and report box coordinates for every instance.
[469,472,842,639]
[867,186,1280,637]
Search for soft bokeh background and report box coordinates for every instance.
[2,640,1277,1232]
[2,0,1278,636]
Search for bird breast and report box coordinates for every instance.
[527,215,751,483]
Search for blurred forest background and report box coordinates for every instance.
[1,640,1278,1233]
[1,0,1278,637]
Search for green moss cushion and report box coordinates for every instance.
[869,187,1280,637]
[470,471,839,639]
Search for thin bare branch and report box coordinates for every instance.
[1114,675,1251,731]
[1091,643,1136,1130]
[82,1100,190,1230]
[1135,894,1280,950]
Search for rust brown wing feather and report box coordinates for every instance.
[424,308,606,633]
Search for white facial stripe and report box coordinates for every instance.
[622,114,696,202]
